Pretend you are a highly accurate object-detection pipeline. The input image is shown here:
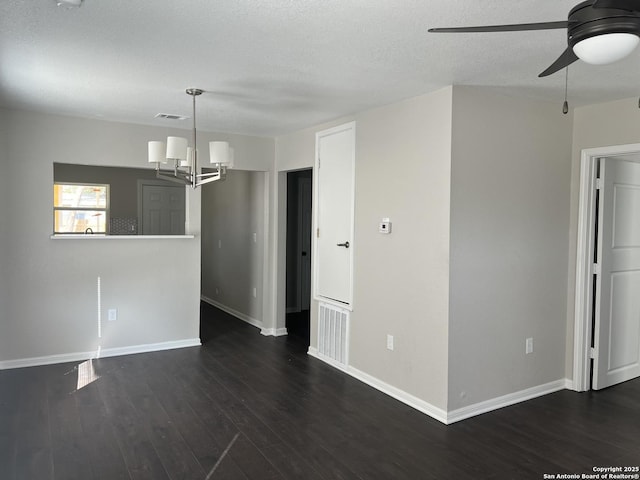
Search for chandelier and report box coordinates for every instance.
[148,88,233,188]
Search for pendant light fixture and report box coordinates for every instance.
[148,88,233,188]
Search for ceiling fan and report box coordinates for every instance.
[429,0,640,77]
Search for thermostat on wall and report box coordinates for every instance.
[379,218,392,234]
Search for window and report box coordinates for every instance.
[53,183,109,234]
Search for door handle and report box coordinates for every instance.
[337,241,350,248]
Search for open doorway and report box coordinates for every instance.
[285,169,313,347]
[574,144,640,392]
[199,170,268,340]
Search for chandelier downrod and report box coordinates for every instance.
[187,88,203,183]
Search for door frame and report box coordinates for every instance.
[573,143,640,391]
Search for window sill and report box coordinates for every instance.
[50,234,196,240]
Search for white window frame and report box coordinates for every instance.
[53,182,110,234]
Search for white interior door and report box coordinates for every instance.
[314,122,355,307]
[593,157,640,389]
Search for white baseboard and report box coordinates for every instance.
[261,327,288,337]
[201,296,288,337]
[308,347,569,425]
[445,379,568,424]
[348,364,449,424]
[308,347,448,424]
[307,347,350,372]
[0,338,201,370]
[201,296,263,330]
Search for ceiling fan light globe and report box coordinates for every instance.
[573,32,640,65]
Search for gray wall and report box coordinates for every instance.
[0,109,200,363]
[6,88,626,418]
[351,88,453,410]
[0,108,272,365]
[448,87,572,410]
[275,87,453,410]
[201,170,266,324]
[275,86,575,416]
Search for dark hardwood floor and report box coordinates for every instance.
[1,302,638,479]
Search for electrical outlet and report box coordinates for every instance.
[252,287,257,298]
[379,217,392,234]
[526,337,534,354]
[108,309,117,321]
[387,334,394,351]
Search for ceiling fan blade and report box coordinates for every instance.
[428,21,568,33]
[538,47,579,77]
[592,0,640,11]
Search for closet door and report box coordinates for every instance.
[314,122,356,308]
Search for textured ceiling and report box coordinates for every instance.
[1,0,640,137]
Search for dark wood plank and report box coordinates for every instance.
[46,362,94,480]
[1,302,639,480]
[74,379,132,480]
[12,366,54,480]
[95,364,170,480]
[107,359,206,480]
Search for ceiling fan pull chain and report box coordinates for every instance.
[563,67,569,115]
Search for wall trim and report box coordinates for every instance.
[202,296,287,337]
[308,347,569,425]
[308,347,448,424]
[308,347,350,372]
[0,338,201,370]
[564,378,575,391]
[201,296,263,330]
[446,379,568,424]
[261,327,288,337]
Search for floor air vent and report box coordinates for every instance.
[318,303,349,366]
